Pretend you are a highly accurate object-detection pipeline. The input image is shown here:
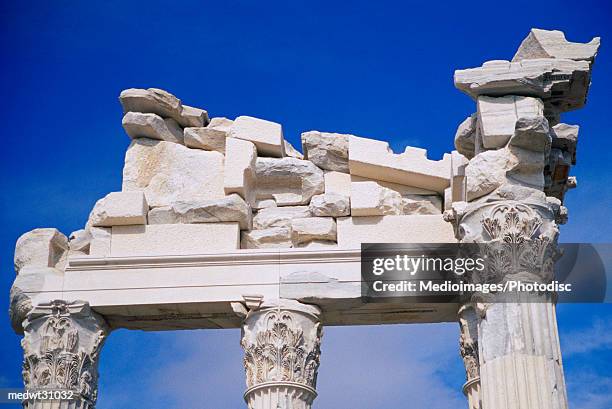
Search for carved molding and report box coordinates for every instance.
[21,300,108,406]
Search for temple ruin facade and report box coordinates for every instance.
[9,28,601,408]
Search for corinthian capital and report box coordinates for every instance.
[448,197,561,285]
[21,300,108,409]
[240,299,322,409]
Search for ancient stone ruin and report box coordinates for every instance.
[10,28,600,409]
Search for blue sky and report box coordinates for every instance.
[0,1,611,408]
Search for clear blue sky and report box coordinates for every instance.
[1,1,611,408]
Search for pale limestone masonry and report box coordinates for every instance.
[9,28,599,409]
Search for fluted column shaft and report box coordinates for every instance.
[447,199,568,409]
[459,304,482,409]
[239,300,322,409]
[20,300,108,409]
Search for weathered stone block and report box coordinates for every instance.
[184,127,227,153]
[350,180,402,216]
[122,138,225,207]
[122,112,184,144]
[454,59,591,114]
[224,138,257,206]
[477,96,544,149]
[291,217,337,245]
[14,228,68,273]
[348,135,451,192]
[256,157,324,205]
[513,29,600,63]
[111,223,240,256]
[324,171,351,197]
[89,191,148,227]
[148,194,251,230]
[454,114,476,159]
[241,227,292,249]
[229,116,285,157]
[309,193,350,217]
[301,131,349,172]
[336,215,455,247]
[253,206,311,229]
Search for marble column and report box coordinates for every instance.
[239,299,322,409]
[458,304,481,409]
[20,300,109,409]
[446,198,568,409]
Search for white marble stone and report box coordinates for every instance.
[111,223,240,256]
[291,217,337,245]
[224,137,257,205]
[89,191,148,227]
[337,215,455,247]
[513,28,600,63]
[14,229,68,273]
[180,105,209,127]
[324,171,351,197]
[229,116,285,157]
[241,227,292,249]
[301,131,349,172]
[350,180,402,216]
[122,112,184,144]
[477,96,544,149]
[256,157,324,206]
[148,194,252,230]
[308,193,350,216]
[184,127,227,153]
[349,135,451,192]
[253,206,311,229]
[122,138,225,207]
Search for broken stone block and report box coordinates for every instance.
[336,215,455,247]
[465,146,546,201]
[181,105,210,127]
[224,138,257,206]
[400,196,442,215]
[119,88,208,128]
[509,116,551,152]
[184,127,227,153]
[291,217,337,245]
[148,194,251,230]
[284,140,304,159]
[454,114,477,159]
[68,229,91,255]
[253,206,311,229]
[301,131,349,172]
[111,223,240,256]
[513,29,600,64]
[208,117,234,131]
[120,88,182,120]
[444,187,452,211]
[477,96,544,149]
[89,227,111,257]
[350,180,402,216]
[241,227,292,249]
[551,123,579,164]
[229,116,285,157]
[253,199,277,210]
[309,193,350,217]
[122,112,184,144]
[454,59,591,114]
[14,228,68,273]
[122,138,225,207]
[256,157,324,206]
[348,135,451,193]
[89,191,148,227]
[324,171,351,197]
[451,151,468,203]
